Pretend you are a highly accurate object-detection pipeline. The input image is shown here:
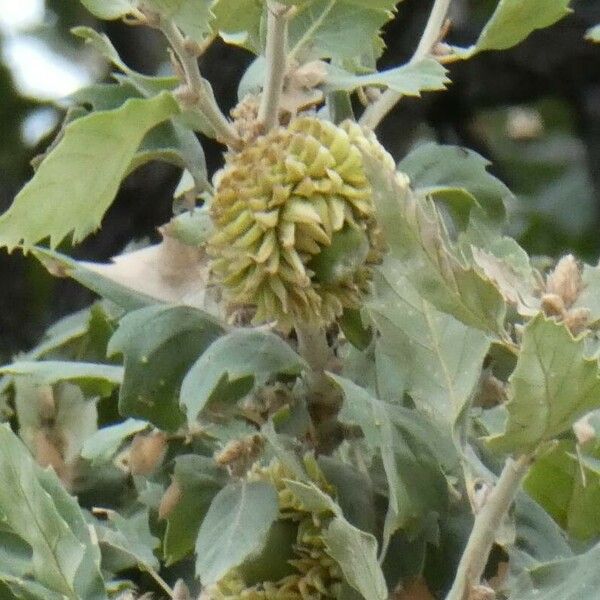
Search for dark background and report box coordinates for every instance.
[1,0,599,361]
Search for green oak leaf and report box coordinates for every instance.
[330,374,449,551]
[23,305,107,361]
[180,329,306,424]
[573,263,600,324]
[324,59,449,97]
[0,425,106,599]
[370,260,491,430]
[452,0,572,59]
[338,308,372,351]
[81,418,149,465]
[524,440,600,541]
[0,93,179,251]
[511,491,572,569]
[398,143,512,222]
[324,518,388,600]
[165,209,215,247]
[318,456,377,535]
[486,314,600,454]
[455,208,539,317]
[211,0,264,53]
[95,509,160,572]
[0,529,34,580]
[195,480,279,585]
[32,247,157,313]
[364,154,507,337]
[286,0,399,61]
[0,574,66,600]
[80,0,137,19]
[1,361,123,398]
[143,0,214,42]
[163,455,227,565]
[72,27,179,98]
[284,479,339,513]
[108,305,223,430]
[73,27,210,184]
[512,539,600,599]
[284,480,388,600]
[309,222,370,285]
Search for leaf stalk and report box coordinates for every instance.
[295,322,342,451]
[159,19,241,148]
[360,0,452,129]
[258,1,293,132]
[139,562,175,599]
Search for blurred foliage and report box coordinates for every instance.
[478,99,598,260]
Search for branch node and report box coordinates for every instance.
[258,1,293,132]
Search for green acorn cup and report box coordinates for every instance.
[208,117,395,330]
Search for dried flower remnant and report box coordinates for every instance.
[542,255,590,335]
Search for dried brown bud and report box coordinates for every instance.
[573,414,596,445]
[468,585,496,600]
[540,293,565,318]
[32,430,65,475]
[541,258,590,334]
[37,385,56,424]
[475,372,507,408]
[183,38,202,56]
[214,434,264,476]
[158,479,183,520]
[174,85,201,109]
[432,41,453,56]
[546,254,583,308]
[506,107,543,141]
[128,432,167,475]
[172,579,192,600]
[394,577,435,600]
[563,307,591,336]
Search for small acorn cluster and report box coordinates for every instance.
[208,117,394,329]
[203,457,343,599]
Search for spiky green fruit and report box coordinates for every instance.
[209,117,394,329]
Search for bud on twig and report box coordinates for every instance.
[158,479,183,520]
[173,579,192,600]
[128,432,167,475]
[546,255,583,308]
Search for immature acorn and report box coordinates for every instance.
[208,117,394,329]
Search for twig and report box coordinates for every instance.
[258,1,292,131]
[294,322,340,443]
[140,562,175,599]
[159,19,240,148]
[295,322,332,377]
[445,453,534,600]
[359,0,452,130]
